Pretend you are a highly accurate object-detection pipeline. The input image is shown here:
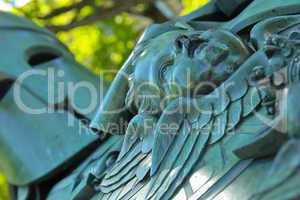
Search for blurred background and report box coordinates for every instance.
[0,0,208,199]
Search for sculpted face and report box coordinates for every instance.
[126,29,250,113]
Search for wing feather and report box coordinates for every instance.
[117,123,140,162]
[135,155,152,181]
[212,92,231,116]
[242,86,261,117]
[103,141,142,179]
[100,167,137,193]
[191,102,213,130]
[153,124,211,200]
[107,185,123,200]
[209,110,228,144]
[146,120,192,198]
[116,178,138,200]
[158,121,212,200]
[226,100,242,131]
[150,102,185,175]
[101,153,146,188]
[101,192,112,200]
[226,78,249,101]
[141,132,154,154]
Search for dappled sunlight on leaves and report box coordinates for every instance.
[58,13,141,81]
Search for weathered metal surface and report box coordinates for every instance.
[0,82,97,185]
[3,0,300,199]
[87,0,300,199]
[0,12,109,186]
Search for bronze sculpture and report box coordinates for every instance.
[2,0,300,199]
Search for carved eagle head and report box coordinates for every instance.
[125,29,251,115]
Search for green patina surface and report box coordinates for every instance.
[2,0,300,200]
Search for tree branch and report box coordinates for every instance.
[38,0,93,19]
[140,1,169,23]
[47,0,153,32]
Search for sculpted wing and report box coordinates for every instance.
[97,51,270,200]
[147,56,268,200]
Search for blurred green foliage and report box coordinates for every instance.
[0,0,208,199]
[181,0,209,14]
[8,0,209,80]
[0,175,8,200]
[57,13,141,81]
